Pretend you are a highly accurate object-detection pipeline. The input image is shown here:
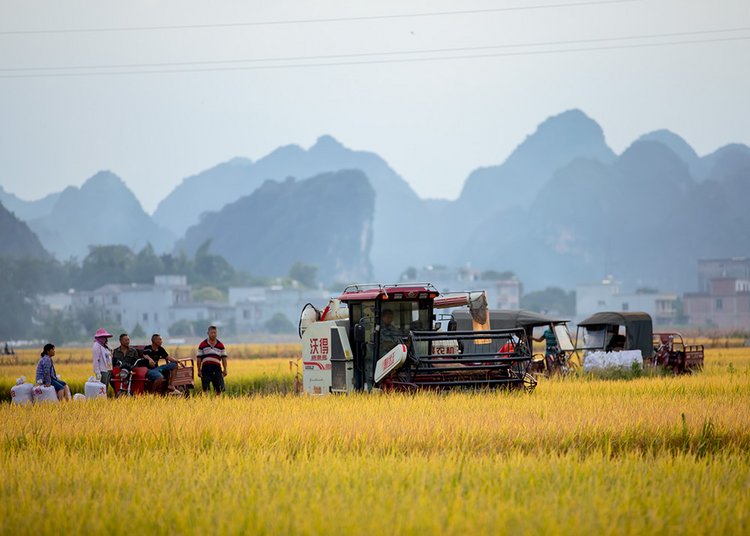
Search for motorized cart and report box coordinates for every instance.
[111,345,195,397]
[451,309,578,376]
[652,332,704,374]
[575,311,654,371]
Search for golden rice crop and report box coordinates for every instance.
[0,347,749,534]
[0,343,300,366]
[0,358,298,399]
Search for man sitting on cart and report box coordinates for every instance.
[113,333,139,368]
[143,334,181,395]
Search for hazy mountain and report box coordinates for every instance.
[183,170,374,284]
[0,186,61,221]
[152,157,255,237]
[0,201,49,259]
[456,109,617,212]
[154,134,422,281]
[701,143,750,182]
[636,130,706,180]
[457,138,750,294]
[28,171,175,260]
[153,135,417,237]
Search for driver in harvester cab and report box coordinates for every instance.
[379,309,402,356]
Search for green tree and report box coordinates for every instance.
[400,266,417,281]
[0,258,34,339]
[192,286,228,302]
[289,261,318,288]
[481,270,523,296]
[482,269,517,280]
[193,239,237,289]
[131,322,146,340]
[75,306,124,341]
[168,319,194,337]
[37,312,81,345]
[79,245,135,290]
[132,243,164,283]
[520,287,576,317]
[264,312,295,334]
[635,287,659,294]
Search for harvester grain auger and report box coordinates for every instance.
[298,283,536,395]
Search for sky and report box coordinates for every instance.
[1,0,749,214]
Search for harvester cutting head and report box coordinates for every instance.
[378,328,536,393]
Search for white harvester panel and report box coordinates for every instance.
[302,321,354,395]
[374,344,408,384]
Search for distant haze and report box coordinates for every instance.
[1,0,749,213]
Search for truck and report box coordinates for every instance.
[298,283,536,395]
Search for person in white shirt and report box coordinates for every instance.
[92,328,114,393]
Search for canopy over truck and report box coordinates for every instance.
[575,311,654,370]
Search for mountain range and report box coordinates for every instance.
[2,109,748,293]
[182,170,375,284]
[27,171,175,260]
[0,200,49,260]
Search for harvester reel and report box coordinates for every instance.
[522,373,538,393]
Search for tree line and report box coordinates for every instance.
[0,240,319,342]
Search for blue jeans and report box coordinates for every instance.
[50,378,67,392]
[145,362,177,381]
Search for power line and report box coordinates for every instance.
[0,0,639,35]
[1,26,747,73]
[0,34,747,79]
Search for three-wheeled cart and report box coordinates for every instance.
[111,345,195,397]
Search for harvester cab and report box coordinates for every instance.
[298,283,536,395]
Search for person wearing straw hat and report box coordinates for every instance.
[93,328,114,393]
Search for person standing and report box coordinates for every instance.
[533,324,559,374]
[36,343,71,401]
[92,328,114,392]
[197,325,227,395]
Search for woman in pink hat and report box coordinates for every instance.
[93,328,114,394]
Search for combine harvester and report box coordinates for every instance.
[298,283,536,395]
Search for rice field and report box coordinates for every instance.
[0,344,300,399]
[1,345,749,535]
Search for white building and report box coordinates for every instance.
[168,301,235,331]
[69,275,192,336]
[230,286,332,333]
[39,292,75,314]
[41,276,340,336]
[409,266,520,310]
[575,278,677,325]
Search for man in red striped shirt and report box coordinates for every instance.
[197,325,228,395]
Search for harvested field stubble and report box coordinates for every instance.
[0,347,749,534]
